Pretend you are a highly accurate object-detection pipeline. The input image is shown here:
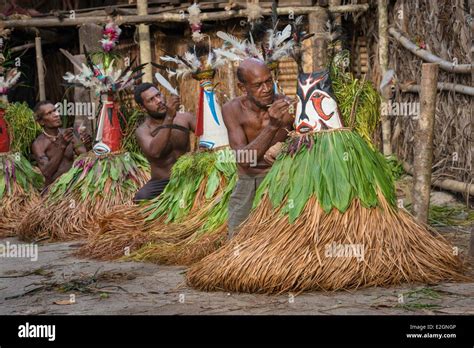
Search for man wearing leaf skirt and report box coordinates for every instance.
[133,83,195,202]
[223,59,294,239]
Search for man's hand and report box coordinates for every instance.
[80,133,92,149]
[268,99,293,129]
[264,141,284,164]
[57,128,73,148]
[166,95,181,119]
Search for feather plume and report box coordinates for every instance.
[274,25,292,48]
[216,31,247,52]
[154,72,179,96]
[213,48,243,62]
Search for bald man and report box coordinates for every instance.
[223,58,294,239]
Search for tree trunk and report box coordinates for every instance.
[412,63,439,224]
[469,0,474,257]
[137,0,153,83]
[309,8,329,71]
[378,0,391,156]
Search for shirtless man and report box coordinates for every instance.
[223,58,294,239]
[133,83,195,202]
[32,100,91,188]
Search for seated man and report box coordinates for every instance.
[223,58,294,239]
[32,100,91,188]
[133,83,195,202]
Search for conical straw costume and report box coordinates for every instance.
[0,30,44,237]
[80,4,238,261]
[0,100,43,237]
[17,22,150,242]
[126,22,298,265]
[186,51,465,294]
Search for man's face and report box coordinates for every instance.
[240,66,275,109]
[140,87,167,119]
[38,103,61,128]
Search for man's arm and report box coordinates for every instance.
[32,140,67,179]
[222,100,291,168]
[178,111,195,133]
[135,116,174,159]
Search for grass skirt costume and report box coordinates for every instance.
[17,23,149,242]
[0,101,43,237]
[186,68,465,294]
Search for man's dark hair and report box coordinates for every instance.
[134,83,156,106]
[33,100,55,121]
[236,66,246,83]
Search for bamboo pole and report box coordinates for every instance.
[309,8,329,71]
[378,0,391,156]
[400,82,474,97]
[227,61,236,99]
[35,36,46,101]
[137,0,152,83]
[469,0,474,257]
[412,63,439,224]
[0,4,369,28]
[389,27,472,74]
[402,162,474,196]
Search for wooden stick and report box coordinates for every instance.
[137,0,153,83]
[10,42,35,52]
[400,82,474,97]
[309,8,329,71]
[227,61,236,99]
[412,63,439,224]
[469,0,474,258]
[403,161,474,196]
[378,0,392,156]
[1,4,369,28]
[34,36,46,101]
[389,27,472,74]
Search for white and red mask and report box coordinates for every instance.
[294,71,344,133]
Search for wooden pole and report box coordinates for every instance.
[34,36,46,101]
[402,161,474,196]
[400,82,474,97]
[469,0,474,257]
[378,0,391,156]
[0,4,370,28]
[137,0,153,83]
[412,63,439,224]
[389,27,472,74]
[76,24,102,135]
[309,8,329,71]
[227,61,236,99]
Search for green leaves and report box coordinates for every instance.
[0,153,44,201]
[0,174,5,200]
[205,169,220,199]
[253,130,397,222]
[4,102,42,157]
[144,148,238,227]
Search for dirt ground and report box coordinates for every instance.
[1,226,473,315]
